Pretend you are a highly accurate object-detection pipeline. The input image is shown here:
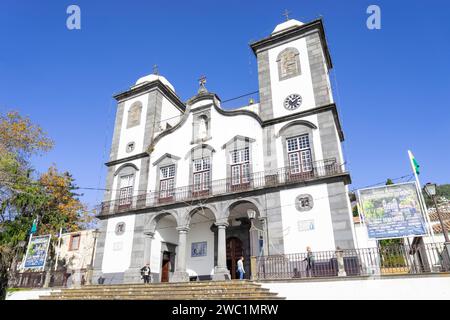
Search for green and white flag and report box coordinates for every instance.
[408,150,420,175]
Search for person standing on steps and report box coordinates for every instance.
[304,246,315,277]
[237,256,245,280]
[140,263,151,284]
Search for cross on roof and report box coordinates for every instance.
[153,64,159,75]
[282,9,291,21]
[199,75,206,87]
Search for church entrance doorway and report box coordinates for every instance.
[161,251,171,282]
[226,237,243,279]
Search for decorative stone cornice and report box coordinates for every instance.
[113,79,186,113]
[106,152,148,167]
[250,18,332,70]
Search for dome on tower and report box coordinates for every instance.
[271,19,304,35]
[133,74,175,92]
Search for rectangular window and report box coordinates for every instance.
[286,135,312,174]
[230,148,251,186]
[193,157,210,192]
[160,165,175,199]
[69,234,81,251]
[119,174,134,206]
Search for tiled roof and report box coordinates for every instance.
[428,211,450,222]
[432,220,450,234]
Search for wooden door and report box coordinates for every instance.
[161,252,170,282]
[226,237,243,279]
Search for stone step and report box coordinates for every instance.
[39,280,284,300]
[41,294,284,300]
[81,281,258,289]
[61,286,268,293]
[53,288,270,296]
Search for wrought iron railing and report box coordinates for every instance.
[10,269,88,288]
[255,243,449,280]
[100,158,343,216]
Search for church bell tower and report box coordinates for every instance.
[250,16,334,121]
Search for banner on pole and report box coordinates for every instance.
[357,182,427,239]
[23,234,51,270]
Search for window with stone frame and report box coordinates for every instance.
[230,147,250,186]
[193,157,211,193]
[119,174,134,206]
[126,102,142,129]
[69,234,81,251]
[286,134,312,174]
[159,165,176,199]
[277,47,301,81]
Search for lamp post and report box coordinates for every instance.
[86,229,100,285]
[423,183,449,242]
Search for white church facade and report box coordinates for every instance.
[93,17,356,284]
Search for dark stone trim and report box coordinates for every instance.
[250,19,332,70]
[213,103,264,125]
[277,120,318,137]
[113,79,186,113]
[113,163,139,176]
[262,103,344,141]
[152,153,181,166]
[186,92,221,106]
[221,135,256,150]
[105,152,149,167]
[98,172,351,219]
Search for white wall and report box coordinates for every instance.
[148,99,264,192]
[57,230,96,270]
[186,219,215,277]
[152,216,178,281]
[260,275,450,300]
[280,184,336,253]
[117,94,149,160]
[101,215,135,273]
[268,38,317,119]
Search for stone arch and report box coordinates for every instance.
[145,210,179,234]
[182,204,219,227]
[276,47,301,81]
[277,120,317,138]
[221,197,266,221]
[184,144,215,160]
[114,163,139,176]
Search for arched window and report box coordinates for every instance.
[127,101,142,128]
[277,47,301,81]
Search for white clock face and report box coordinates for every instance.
[284,94,302,111]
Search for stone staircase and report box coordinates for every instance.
[39,280,284,300]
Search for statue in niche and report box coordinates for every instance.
[198,116,208,140]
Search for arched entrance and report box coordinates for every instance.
[225,200,264,279]
[226,237,243,279]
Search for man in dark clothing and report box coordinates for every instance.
[304,246,315,277]
[140,264,151,284]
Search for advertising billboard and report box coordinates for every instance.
[23,234,51,270]
[357,182,427,239]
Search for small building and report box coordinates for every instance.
[55,229,98,286]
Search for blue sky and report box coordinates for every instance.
[1,1,449,210]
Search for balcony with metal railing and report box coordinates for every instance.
[100,158,346,216]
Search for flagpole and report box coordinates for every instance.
[21,232,33,272]
[408,150,436,243]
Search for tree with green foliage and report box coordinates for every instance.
[0,110,93,299]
